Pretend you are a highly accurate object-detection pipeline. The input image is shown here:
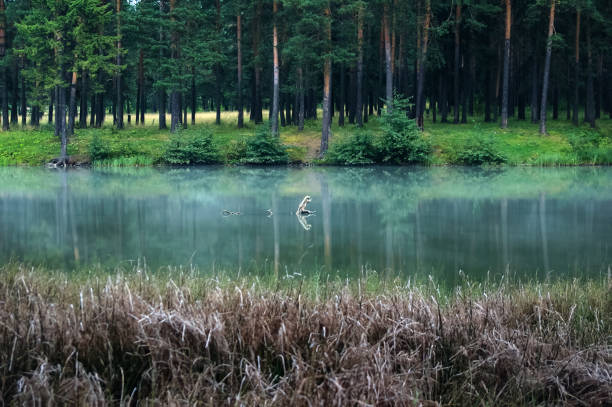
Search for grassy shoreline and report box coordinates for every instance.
[1,111,611,166]
[0,263,610,405]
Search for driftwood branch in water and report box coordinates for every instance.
[296,195,315,215]
[222,210,241,217]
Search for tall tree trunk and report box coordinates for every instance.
[355,4,364,127]
[20,63,26,126]
[383,4,392,112]
[237,14,243,128]
[595,54,602,119]
[0,0,7,131]
[170,0,180,132]
[251,0,263,123]
[539,0,556,135]
[297,67,304,131]
[453,1,461,124]
[10,62,17,124]
[90,93,96,127]
[416,0,431,129]
[191,67,196,125]
[338,64,345,126]
[573,8,580,125]
[531,53,539,123]
[80,70,87,128]
[319,2,332,158]
[158,0,166,129]
[584,18,594,128]
[501,0,511,128]
[270,0,280,135]
[57,82,67,161]
[67,71,77,136]
[136,51,142,124]
[441,73,448,122]
[49,91,54,125]
[116,0,123,129]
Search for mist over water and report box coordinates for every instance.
[0,166,610,282]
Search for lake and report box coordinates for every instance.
[0,166,610,282]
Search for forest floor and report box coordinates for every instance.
[0,263,610,405]
[0,110,611,165]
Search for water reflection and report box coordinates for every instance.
[0,166,610,281]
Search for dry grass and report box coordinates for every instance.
[0,264,610,406]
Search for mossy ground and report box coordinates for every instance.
[0,110,610,165]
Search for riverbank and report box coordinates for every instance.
[1,112,611,166]
[0,263,610,405]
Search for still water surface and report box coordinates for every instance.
[0,166,610,281]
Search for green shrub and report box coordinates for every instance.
[326,131,379,165]
[243,126,288,164]
[162,128,220,165]
[567,130,612,164]
[220,138,248,163]
[452,134,507,165]
[378,96,431,164]
[89,133,112,162]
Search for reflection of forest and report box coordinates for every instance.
[0,167,610,281]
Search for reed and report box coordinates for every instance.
[0,263,610,405]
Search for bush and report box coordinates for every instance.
[326,131,379,165]
[89,133,112,162]
[243,126,288,164]
[567,130,612,164]
[378,96,431,164]
[162,128,220,165]
[452,134,507,165]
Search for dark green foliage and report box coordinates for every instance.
[326,131,378,165]
[567,130,612,164]
[452,134,507,165]
[88,133,111,162]
[242,126,288,165]
[162,127,220,165]
[378,97,432,164]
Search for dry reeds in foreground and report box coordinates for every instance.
[0,265,610,406]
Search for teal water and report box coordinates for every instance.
[0,166,610,281]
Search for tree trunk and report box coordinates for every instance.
[158,0,166,129]
[237,14,243,128]
[67,71,77,136]
[416,0,431,129]
[80,70,87,128]
[0,0,7,131]
[500,0,511,128]
[10,62,17,124]
[191,67,196,125]
[270,0,280,135]
[20,64,26,126]
[298,67,304,131]
[539,0,556,135]
[595,54,602,119]
[573,8,580,126]
[169,0,180,132]
[58,83,67,161]
[136,51,142,125]
[356,4,364,127]
[531,54,539,123]
[116,0,123,129]
[383,4,392,112]
[90,93,96,127]
[338,64,345,126]
[453,1,461,123]
[319,3,332,158]
[584,18,594,128]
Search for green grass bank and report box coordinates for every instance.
[0,263,610,405]
[1,111,611,166]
